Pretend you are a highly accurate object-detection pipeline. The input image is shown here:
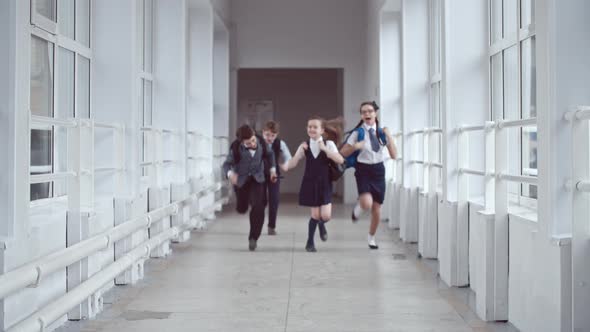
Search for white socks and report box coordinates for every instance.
[353,202,366,219]
[368,234,379,249]
[368,234,377,246]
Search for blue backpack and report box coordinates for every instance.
[342,126,388,169]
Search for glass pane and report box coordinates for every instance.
[520,0,535,27]
[138,0,145,71]
[77,56,91,118]
[432,83,441,127]
[490,0,503,44]
[491,54,503,120]
[76,0,91,47]
[34,0,56,21]
[434,0,441,75]
[503,46,519,120]
[521,37,536,118]
[57,47,75,119]
[144,0,153,72]
[504,45,519,195]
[503,0,518,40]
[58,0,75,40]
[521,37,537,198]
[143,80,153,126]
[30,130,53,201]
[30,36,54,117]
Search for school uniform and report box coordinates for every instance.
[222,141,276,242]
[346,123,388,204]
[298,137,338,207]
[266,140,292,231]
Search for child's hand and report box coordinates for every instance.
[229,172,238,186]
[318,140,326,151]
[301,142,309,150]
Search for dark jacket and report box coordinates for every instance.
[222,139,276,188]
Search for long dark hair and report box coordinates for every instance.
[352,101,385,145]
[308,116,343,146]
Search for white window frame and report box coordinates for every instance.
[488,0,537,207]
[139,0,154,179]
[29,0,92,203]
[428,0,443,193]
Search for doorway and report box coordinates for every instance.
[237,68,344,197]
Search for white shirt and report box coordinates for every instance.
[307,136,338,158]
[345,123,389,164]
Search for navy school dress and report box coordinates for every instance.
[298,143,333,207]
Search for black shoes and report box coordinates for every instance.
[318,222,328,242]
[249,239,257,251]
[305,241,317,252]
[351,210,358,223]
[268,227,277,236]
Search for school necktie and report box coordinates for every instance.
[369,128,380,152]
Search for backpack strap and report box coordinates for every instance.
[356,127,365,141]
[376,127,388,145]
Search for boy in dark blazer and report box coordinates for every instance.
[223,125,277,251]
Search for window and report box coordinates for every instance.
[489,0,537,200]
[140,0,154,178]
[29,0,92,201]
[429,0,443,191]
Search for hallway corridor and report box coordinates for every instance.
[57,202,513,332]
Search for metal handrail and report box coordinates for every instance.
[497,117,537,129]
[7,196,226,332]
[30,172,77,184]
[94,121,123,131]
[498,173,538,185]
[459,168,486,177]
[563,106,590,121]
[31,115,78,130]
[576,181,590,192]
[0,183,222,301]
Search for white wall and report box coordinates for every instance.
[213,16,230,139]
[187,7,214,176]
[0,0,15,238]
[379,12,402,133]
[93,0,141,198]
[231,0,367,203]
[536,0,590,330]
[401,0,429,188]
[153,0,188,185]
[443,0,488,202]
[508,215,571,332]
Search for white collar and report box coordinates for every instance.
[310,136,323,143]
[363,123,377,131]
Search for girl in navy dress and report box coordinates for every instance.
[285,116,344,252]
[341,101,397,249]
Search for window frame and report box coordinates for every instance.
[29,0,92,202]
[488,0,537,206]
[428,0,443,193]
[139,0,154,179]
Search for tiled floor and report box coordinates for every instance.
[57,202,518,332]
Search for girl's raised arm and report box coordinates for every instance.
[284,142,308,171]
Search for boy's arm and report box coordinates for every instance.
[222,149,236,179]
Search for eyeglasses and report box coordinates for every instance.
[360,109,376,115]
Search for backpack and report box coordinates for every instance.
[341,126,388,169]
